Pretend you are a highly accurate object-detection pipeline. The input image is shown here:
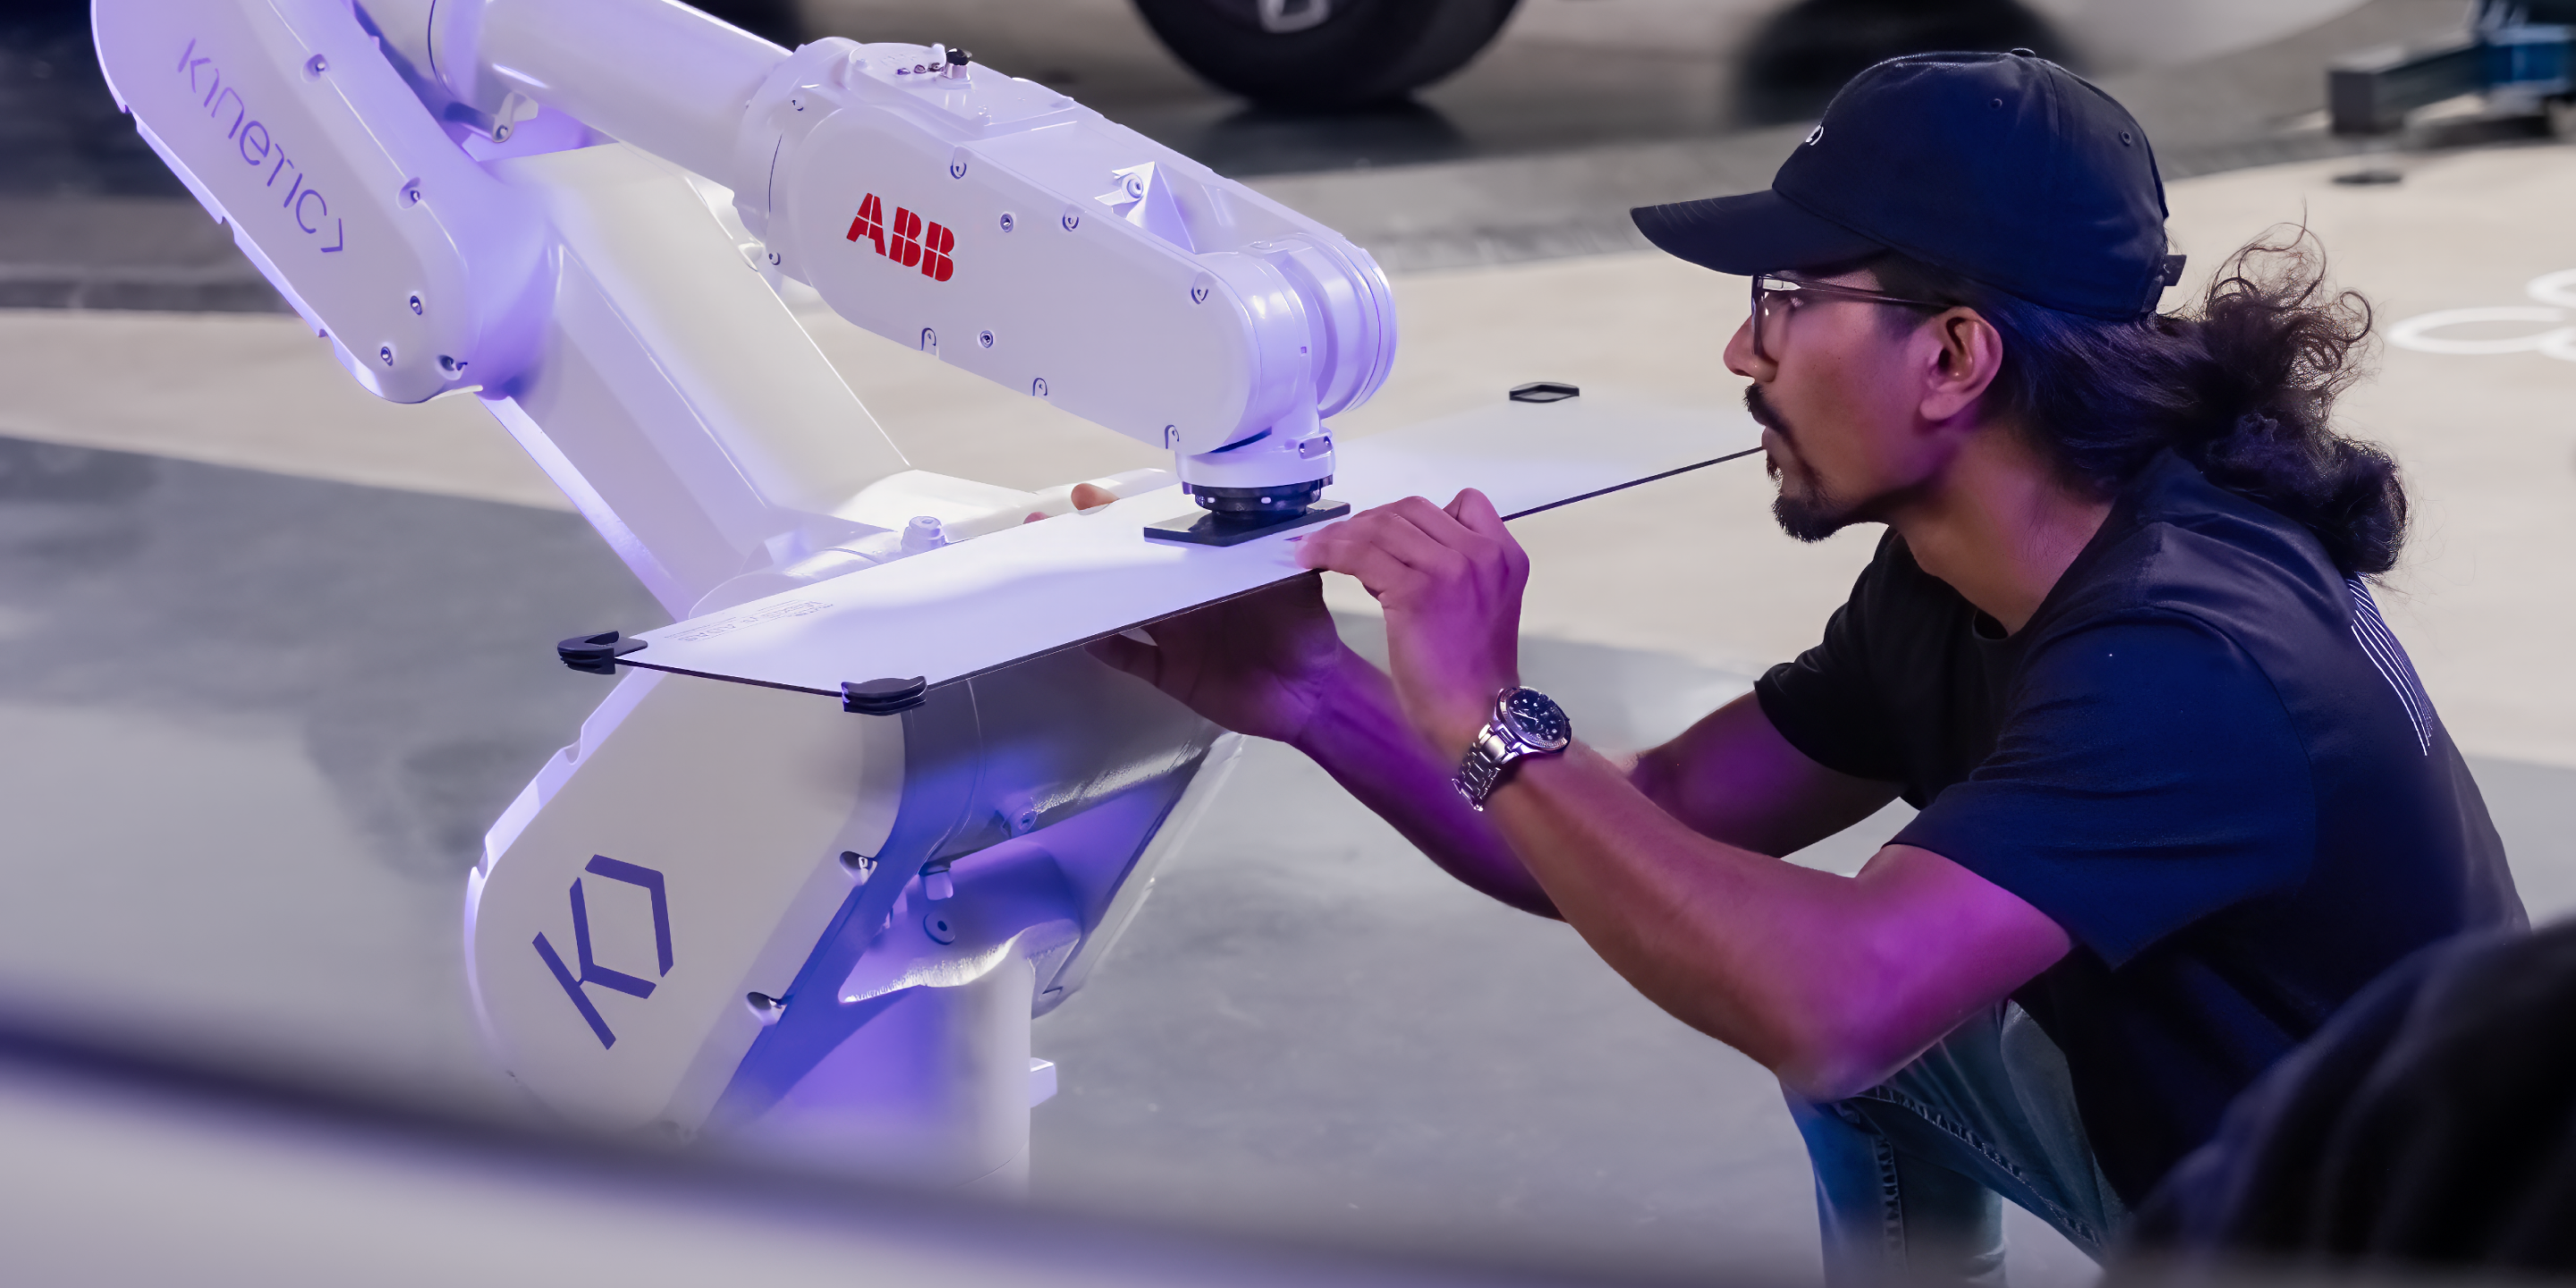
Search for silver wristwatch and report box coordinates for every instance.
[1453,687,1573,811]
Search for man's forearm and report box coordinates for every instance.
[1490,746,1870,1081]
[1480,746,2070,1099]
[1292,654,1560,918]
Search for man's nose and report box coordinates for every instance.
[1724,318,1769,381]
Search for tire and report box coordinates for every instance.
[1735,0,2070,125]
[1132,0,1522,109]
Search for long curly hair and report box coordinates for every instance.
[1872,230,2404,575]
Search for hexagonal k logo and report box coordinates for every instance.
[531,856,673,1049]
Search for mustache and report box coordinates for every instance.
[1745,385,1791,479]
[1744,384,1790,436]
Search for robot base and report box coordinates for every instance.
[1141,500,1351,547]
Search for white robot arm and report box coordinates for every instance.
[109,0,1394,565]
[92,0,1402,1189]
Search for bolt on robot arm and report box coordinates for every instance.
[93,0,1396,1189]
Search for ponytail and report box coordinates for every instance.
[1871,229,2405,575]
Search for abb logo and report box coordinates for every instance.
[847,192,954,282]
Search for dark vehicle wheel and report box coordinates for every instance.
[1736,0,2072,124]
[1132,0,1521,109]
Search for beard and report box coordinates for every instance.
[1747,385,1861,543]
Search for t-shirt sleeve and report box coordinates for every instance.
[1755,539,1909,784]
[1892,614,2316,967]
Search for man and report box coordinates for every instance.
[1092,52,2521,1283]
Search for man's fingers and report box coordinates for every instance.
[1304,505,1469,586]
[1445,487,1529,580]
[1300,532,1421,599]
[1367,506,1475,577]
[1293,510,1383,570]
[1298,521,1438,602]
[1386,495,1495,556]
[1386,494,1506,571]
[1448,487,1507,537]
[1352,499,1477,566]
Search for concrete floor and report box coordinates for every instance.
[1,4,2572,1279]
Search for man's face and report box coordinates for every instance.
[1724,268,1944,542]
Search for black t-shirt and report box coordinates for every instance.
[1753,451,2524,1205]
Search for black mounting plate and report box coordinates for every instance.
[1141,500,1351,547]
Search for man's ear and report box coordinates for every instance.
[1918,309,2004,424]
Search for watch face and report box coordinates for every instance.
[1499,688,1572,750]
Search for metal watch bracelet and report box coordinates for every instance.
[1452,687,1572,811]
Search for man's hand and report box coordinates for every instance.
[1086,572,1355,747]
[1295,489,1529,759]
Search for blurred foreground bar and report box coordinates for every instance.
[0,1015,1714,1288]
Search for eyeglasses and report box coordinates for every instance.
[1749,274,1950,363]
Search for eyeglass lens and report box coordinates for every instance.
[1752,277,1795,362]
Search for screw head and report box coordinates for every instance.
[407,293,423,315]
[979,330,994,348]
[377,344,394,367]
[1061,208,1080,232]
[303,54,326,80]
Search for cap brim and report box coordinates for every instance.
[1631,189,1886,276]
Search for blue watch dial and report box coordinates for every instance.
[1498,688,1571,750]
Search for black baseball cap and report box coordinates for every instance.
[1632,51,2182,320]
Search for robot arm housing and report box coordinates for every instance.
[193,0,1401,519]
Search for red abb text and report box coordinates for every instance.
[846,193,955,282]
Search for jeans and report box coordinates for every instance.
[1788,1003,2129,1287]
